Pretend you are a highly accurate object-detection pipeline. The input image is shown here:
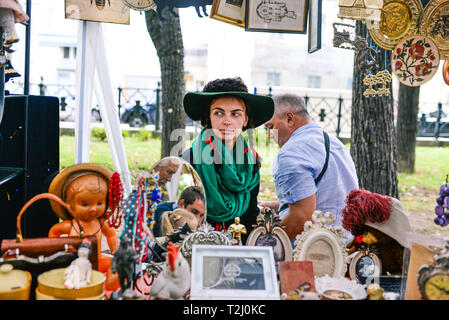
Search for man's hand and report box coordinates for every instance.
[258,200,280,212]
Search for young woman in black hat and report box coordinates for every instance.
[181,77,274,244]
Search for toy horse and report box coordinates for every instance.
[153,0,213,20]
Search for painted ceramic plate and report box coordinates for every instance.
[444,61,449,86]
[391,35,440,86]
[369,0,423,50]
[419,0,449,60]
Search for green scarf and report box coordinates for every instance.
[192,128,260,222]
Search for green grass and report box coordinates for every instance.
[60,134,162,172]
[60,130,449,236]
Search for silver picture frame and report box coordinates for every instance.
[190,245,280,300]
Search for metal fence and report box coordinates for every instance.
[5,80,449,139]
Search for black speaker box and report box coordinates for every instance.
[0,95,60,243]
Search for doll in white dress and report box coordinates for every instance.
[64,240,93,289]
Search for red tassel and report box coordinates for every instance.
[341,189,392,234]
[107,172,123,228]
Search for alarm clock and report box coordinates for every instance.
[417,242,449,300]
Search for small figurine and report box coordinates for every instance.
[111,235,139,295]
[64,239,92,289]
[47,163,123,291]
[366,283,384,300]
[150,242,190,300]
[227,217,247,245]
[152,0,213,20]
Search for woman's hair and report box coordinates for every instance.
[200,77,254,130]
[160,208,199,236]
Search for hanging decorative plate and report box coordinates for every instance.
[391,35,440,86]
[368,0,422,50]
[443,61,449,86]
[420,0,449,60]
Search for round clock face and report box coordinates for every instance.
[122,0,155,11]
[423,273,449,300]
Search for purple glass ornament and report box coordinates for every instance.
[435,216,448,226]
[443,185,449,197]
[151,188,163,202]
[445,196,449,208]
[440,185,449,197]
[436,204,445,216]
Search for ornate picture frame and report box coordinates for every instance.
[348,250,382,284]
[245,0,308,34]
[246,207,292,262]
[180,224,232,265]
[308,0,322,53]
[293,211,350,278]
[190,245,280,300]
[210,0,247,28]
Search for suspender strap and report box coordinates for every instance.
[314,131,330,185]
[278,131,330,213]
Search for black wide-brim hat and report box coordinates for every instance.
[183,91,275,128]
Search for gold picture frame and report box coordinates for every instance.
[210,0,246,28]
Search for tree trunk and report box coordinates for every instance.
[350,21,399,198]
[396,84,420,173]
[145,10,186,158]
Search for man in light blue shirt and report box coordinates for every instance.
[260,94,358,243]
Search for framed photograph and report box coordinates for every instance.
[279,261,316,299]
[210,0,247,28]
[348,250,382,285]
[65,0,130,25]
[246,208,292,262]
[293,211,350,278]
[190,245,280,300]
[308,0,322,53]
[245,0,308,33]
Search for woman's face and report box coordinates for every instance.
[209,96,248,144]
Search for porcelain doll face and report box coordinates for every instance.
[66,174,108,222]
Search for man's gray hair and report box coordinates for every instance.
[272,93,309,119]
[156,156,181,168]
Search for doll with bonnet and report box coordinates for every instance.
[48,163,123,290]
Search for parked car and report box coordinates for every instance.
[120,100,195,127]
[417,110,449,137]
[121,101,156,127]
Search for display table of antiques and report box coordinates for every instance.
[1,159,449,301]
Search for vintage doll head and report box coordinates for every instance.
[48,163,114,221]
